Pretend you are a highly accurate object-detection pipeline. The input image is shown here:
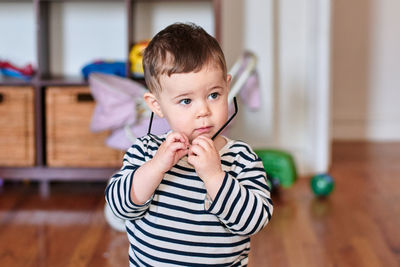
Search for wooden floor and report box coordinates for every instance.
[0,141,399,267]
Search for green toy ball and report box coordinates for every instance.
[310,174,334,197]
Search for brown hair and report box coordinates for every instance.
[142,23,227,94]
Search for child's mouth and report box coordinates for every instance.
[195,126,212,134]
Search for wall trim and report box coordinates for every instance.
[333,118,400,141]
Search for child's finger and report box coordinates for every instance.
[181,133,190,146]
[192,136,213,150]
[168,141,189,153]
[168,132,189,146]
[176,148,189,159]
[189,144,205,156]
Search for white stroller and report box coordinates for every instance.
[93,51,259,231]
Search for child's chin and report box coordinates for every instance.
[190,133,212,142]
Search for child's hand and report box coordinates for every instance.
[152,132,189,173]
[188,136,224,184]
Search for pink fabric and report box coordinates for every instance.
[89,73,169,150]
[106,117,170,150]
[240,71,261,110]
[234,53,261,110]
[89,73,145,132]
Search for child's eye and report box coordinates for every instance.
[209,92,220,100]
[179,98,192,105]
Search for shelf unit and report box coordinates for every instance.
[0,0,222,193]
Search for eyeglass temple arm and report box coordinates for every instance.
[211,96,238,140]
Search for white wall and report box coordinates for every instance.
[332,0,400,141]
[133,1,213,41]
[49,2,127,76]
[0,3,35,66]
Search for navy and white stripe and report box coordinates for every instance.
[105,134,273,266]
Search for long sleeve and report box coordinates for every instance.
[105,138,153,220]
[205,142,273,236]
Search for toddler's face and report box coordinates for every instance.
[157,65,230,143]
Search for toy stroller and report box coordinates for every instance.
[90,51,260,231]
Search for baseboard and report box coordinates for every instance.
[333,119,400,141]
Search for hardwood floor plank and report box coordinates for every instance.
[67,202,107,267]
[352,236,383,267]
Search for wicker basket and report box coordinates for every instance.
[46,87,124,167]
[0,86,35,166]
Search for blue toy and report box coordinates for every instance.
[81,60,126,79]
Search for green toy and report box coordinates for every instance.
[254,149,297,188]
[310,173,334,197]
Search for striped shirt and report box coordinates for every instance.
[105,133,273,266]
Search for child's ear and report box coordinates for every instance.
[226,74,232,88]
[144,92,164,118]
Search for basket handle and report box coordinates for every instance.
[76,93,94,102]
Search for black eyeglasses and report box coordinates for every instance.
[147,96,238,142]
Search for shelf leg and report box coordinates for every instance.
[40,181,50,198]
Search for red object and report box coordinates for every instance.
[0,61,34,76]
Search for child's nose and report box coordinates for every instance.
[197,101,211,118]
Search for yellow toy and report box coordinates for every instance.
[129,40,149,77]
